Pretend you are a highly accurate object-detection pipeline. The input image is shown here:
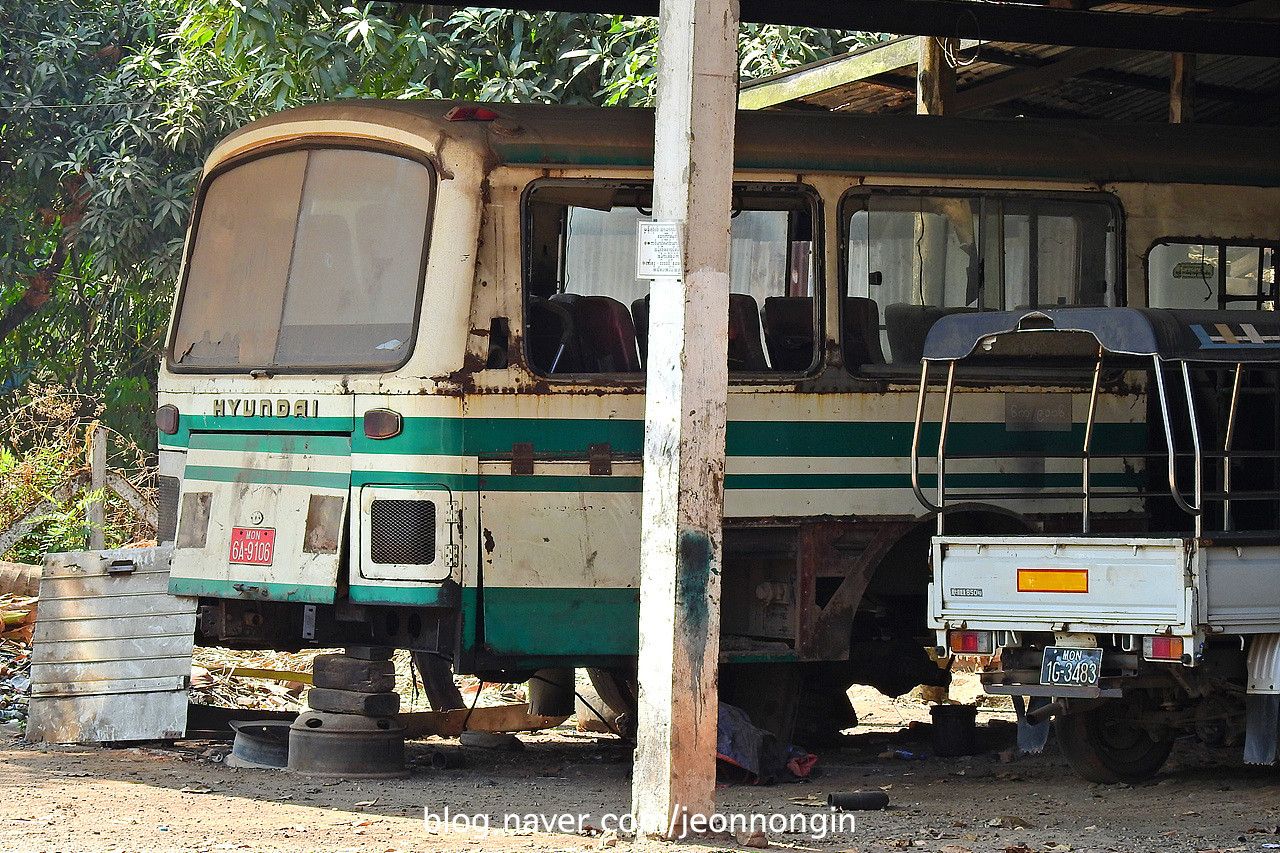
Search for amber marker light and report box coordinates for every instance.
[156,404,179,435]
[363,408,402,439]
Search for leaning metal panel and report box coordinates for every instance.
[27,545,196,743]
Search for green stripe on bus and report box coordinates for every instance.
[353,417,464,455]
[725,471,1140,490]
[481,587,640,656]
[183,465,350,490]
[462,418,645,455]
[165,415,1145,460]
[168,577,336,603]
[191,432,351,456]
[349,584,454,606]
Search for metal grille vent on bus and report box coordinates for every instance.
[157,475,180,543]
[369,500,436,564]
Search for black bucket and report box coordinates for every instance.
[930,703,978,757]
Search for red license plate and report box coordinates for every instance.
[229,527,276,565]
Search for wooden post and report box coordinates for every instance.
[917,36,956,115]
[88,424,106,550]
[632,0,738,840]
[1170,53,1196,123]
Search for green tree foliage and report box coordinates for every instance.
[204,3,878,107]
[1,0,877,459]
[0,0,251,446]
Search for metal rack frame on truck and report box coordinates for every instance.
[915,307,1280,782]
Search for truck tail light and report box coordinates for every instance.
[949,630,994,655]
[1143,635,1185,662]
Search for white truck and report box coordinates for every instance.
[915,307,1280,782]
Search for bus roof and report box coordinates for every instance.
[217,100,1280,187]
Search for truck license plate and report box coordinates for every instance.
[1040,646,1102,687]
[229,527,275,565]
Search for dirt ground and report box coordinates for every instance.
[2,679,1278,853]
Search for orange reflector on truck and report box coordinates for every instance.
[1017,568,1089,593]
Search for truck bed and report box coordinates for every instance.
[930,535,1280,639]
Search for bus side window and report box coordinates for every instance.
[523,181,820,377]
[1148,241,1278,311]
[844,191,1119,369]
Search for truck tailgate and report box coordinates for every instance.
[929,536,1194,636]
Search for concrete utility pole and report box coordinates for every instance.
[632,0,739,840]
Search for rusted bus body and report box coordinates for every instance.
[156,102,1280,719]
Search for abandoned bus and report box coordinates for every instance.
[156,101,1280,735]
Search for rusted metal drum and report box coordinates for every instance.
[287,711,408,778]
[228,720,291,769]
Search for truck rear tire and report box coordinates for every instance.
[1054,701,1174,783]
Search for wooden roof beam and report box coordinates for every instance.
[740,37,980,109]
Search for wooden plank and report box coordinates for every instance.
[0,500,58,557]
[213,666,313,684]
[107,472,158,530]
[1170,52,1197,123]
[740,37,923,109]
[635,0,735,840]
[917,36,956,115]
[740,37,982,110]
[0,560,39,596]
[89,425,106,550]
[399,704,569,738]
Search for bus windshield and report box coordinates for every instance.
[170,148,432,371]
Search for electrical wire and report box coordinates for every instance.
[461,679,484,731]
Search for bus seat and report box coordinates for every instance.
[763,296,815,372]
[884,303,975,364]
[631,295,650,366]
[843,296,886,368]
[572,295,642,372]
[728,293,769,372]
[526,297,580,373]
[633,293,770,372]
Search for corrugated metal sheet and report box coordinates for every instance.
[27,545,196,743]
